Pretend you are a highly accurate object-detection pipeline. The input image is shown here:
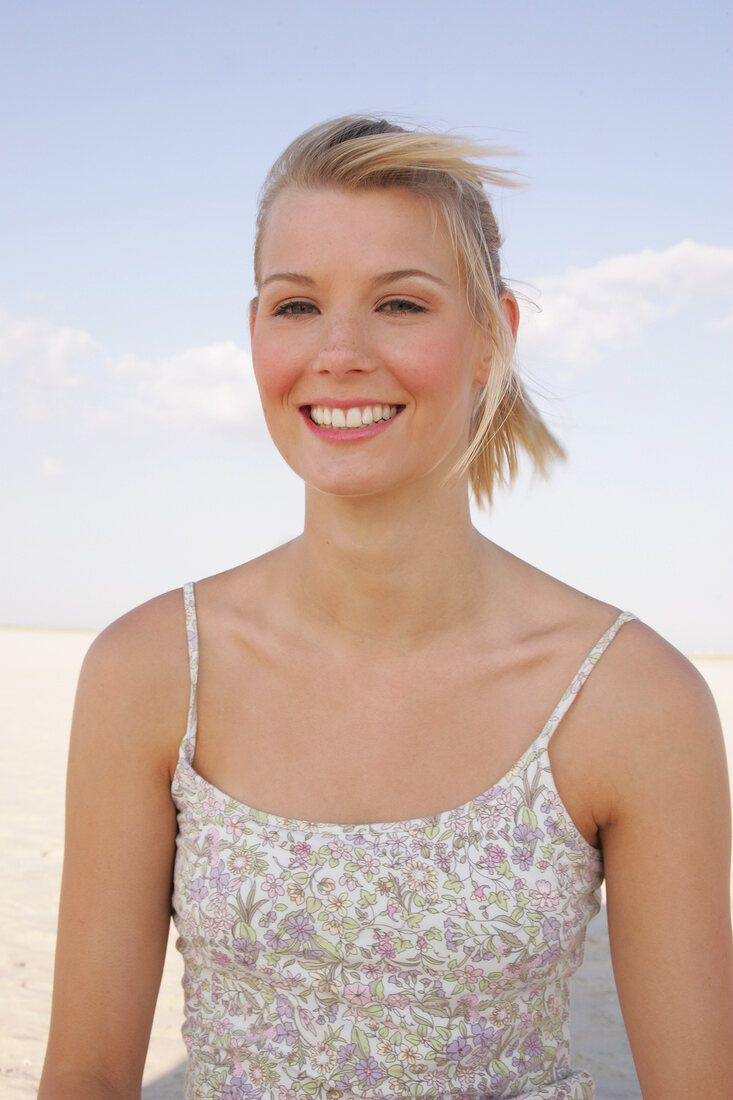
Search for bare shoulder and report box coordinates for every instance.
[581,616,727,826]
[75,587,190,775]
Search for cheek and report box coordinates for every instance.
[401,331,478,406]
[252,338,300,407]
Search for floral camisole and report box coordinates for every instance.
[172,582,635,1099]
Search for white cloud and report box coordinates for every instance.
[0,308,100,389]
[517,240,733,378]
[0,309,263,430]
[110,342,263,427]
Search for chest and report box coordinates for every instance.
[190,629,592,833]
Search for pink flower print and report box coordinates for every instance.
[529,879,560,912]
[355,851,380,876]
[374,930,396,959]
[344,981,371,1005]
[485,844,507,871]
[496,789,520,815]
[291,840,311,868]
[328,839,351,860]
[513,878,525,890]
[339,873,359,892]
[387,903,401,920]
[416,936,428,950]
[264,873,285,898]
[447,897,470,918]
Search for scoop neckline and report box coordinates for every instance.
[173,696,602,856]
[174,606,633,848]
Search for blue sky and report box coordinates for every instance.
[2,0,732,651]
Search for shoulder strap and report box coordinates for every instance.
[541,611,636,746]
[180,581,199,763]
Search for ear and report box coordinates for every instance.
[249,297,259,341]
[475,291,519,385]
[500,290,520,340]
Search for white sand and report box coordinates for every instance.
[1,628,731,1099]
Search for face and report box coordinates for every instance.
[250,185,493,501]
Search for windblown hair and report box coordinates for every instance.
[254,116,564,506]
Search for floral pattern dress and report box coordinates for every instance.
[172,582,635,1099]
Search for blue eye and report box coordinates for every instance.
[273,301,317,316]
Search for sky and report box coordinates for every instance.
[1,0,731,652]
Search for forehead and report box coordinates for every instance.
[257,186,458,281]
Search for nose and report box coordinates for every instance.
[313,312,374,377]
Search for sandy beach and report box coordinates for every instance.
[1,626,731,1100]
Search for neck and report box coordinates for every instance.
[285,478,496,645]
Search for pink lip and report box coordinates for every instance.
[300,405,404,441]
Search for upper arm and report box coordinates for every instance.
[599,630,733,1098]
[39,592,189,1097]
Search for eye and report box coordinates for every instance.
[378,298,427,314]
[272,300,318,316]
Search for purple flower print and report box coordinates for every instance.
[189,876,209,901]
[355,1058,383,1085]
[276,994,295,1019]
[285,913,314,941]
[337,1043,356,1067]
[510,845,532,870]
[274,1019,299,1047]
[210,859,231,893]
[445,1036,470,1061]
[524,1031,543,1062]
[513,823,543,844]
[264,928,287,951]
[542,916,562,942]
[471,1020,498,1043]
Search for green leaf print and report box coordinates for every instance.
[351,1025,371,1058]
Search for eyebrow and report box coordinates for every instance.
[259,268,450,290]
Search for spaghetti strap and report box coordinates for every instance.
[180,581,199,763]
[540,610,636,747]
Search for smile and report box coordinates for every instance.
[308,404,401,429]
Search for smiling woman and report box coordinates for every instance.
[39,117,733,1100]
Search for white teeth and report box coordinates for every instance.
[309,404,400,429]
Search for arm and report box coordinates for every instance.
[599,630,733,1098]
[38,592,189,1100]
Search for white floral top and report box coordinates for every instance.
[172,582,634,1099]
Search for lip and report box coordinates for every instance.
[299,403,404,441]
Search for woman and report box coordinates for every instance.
[39,117,733,1099]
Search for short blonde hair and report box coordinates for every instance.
[254,116,564,506]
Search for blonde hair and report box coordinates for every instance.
[254,116,564,506]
